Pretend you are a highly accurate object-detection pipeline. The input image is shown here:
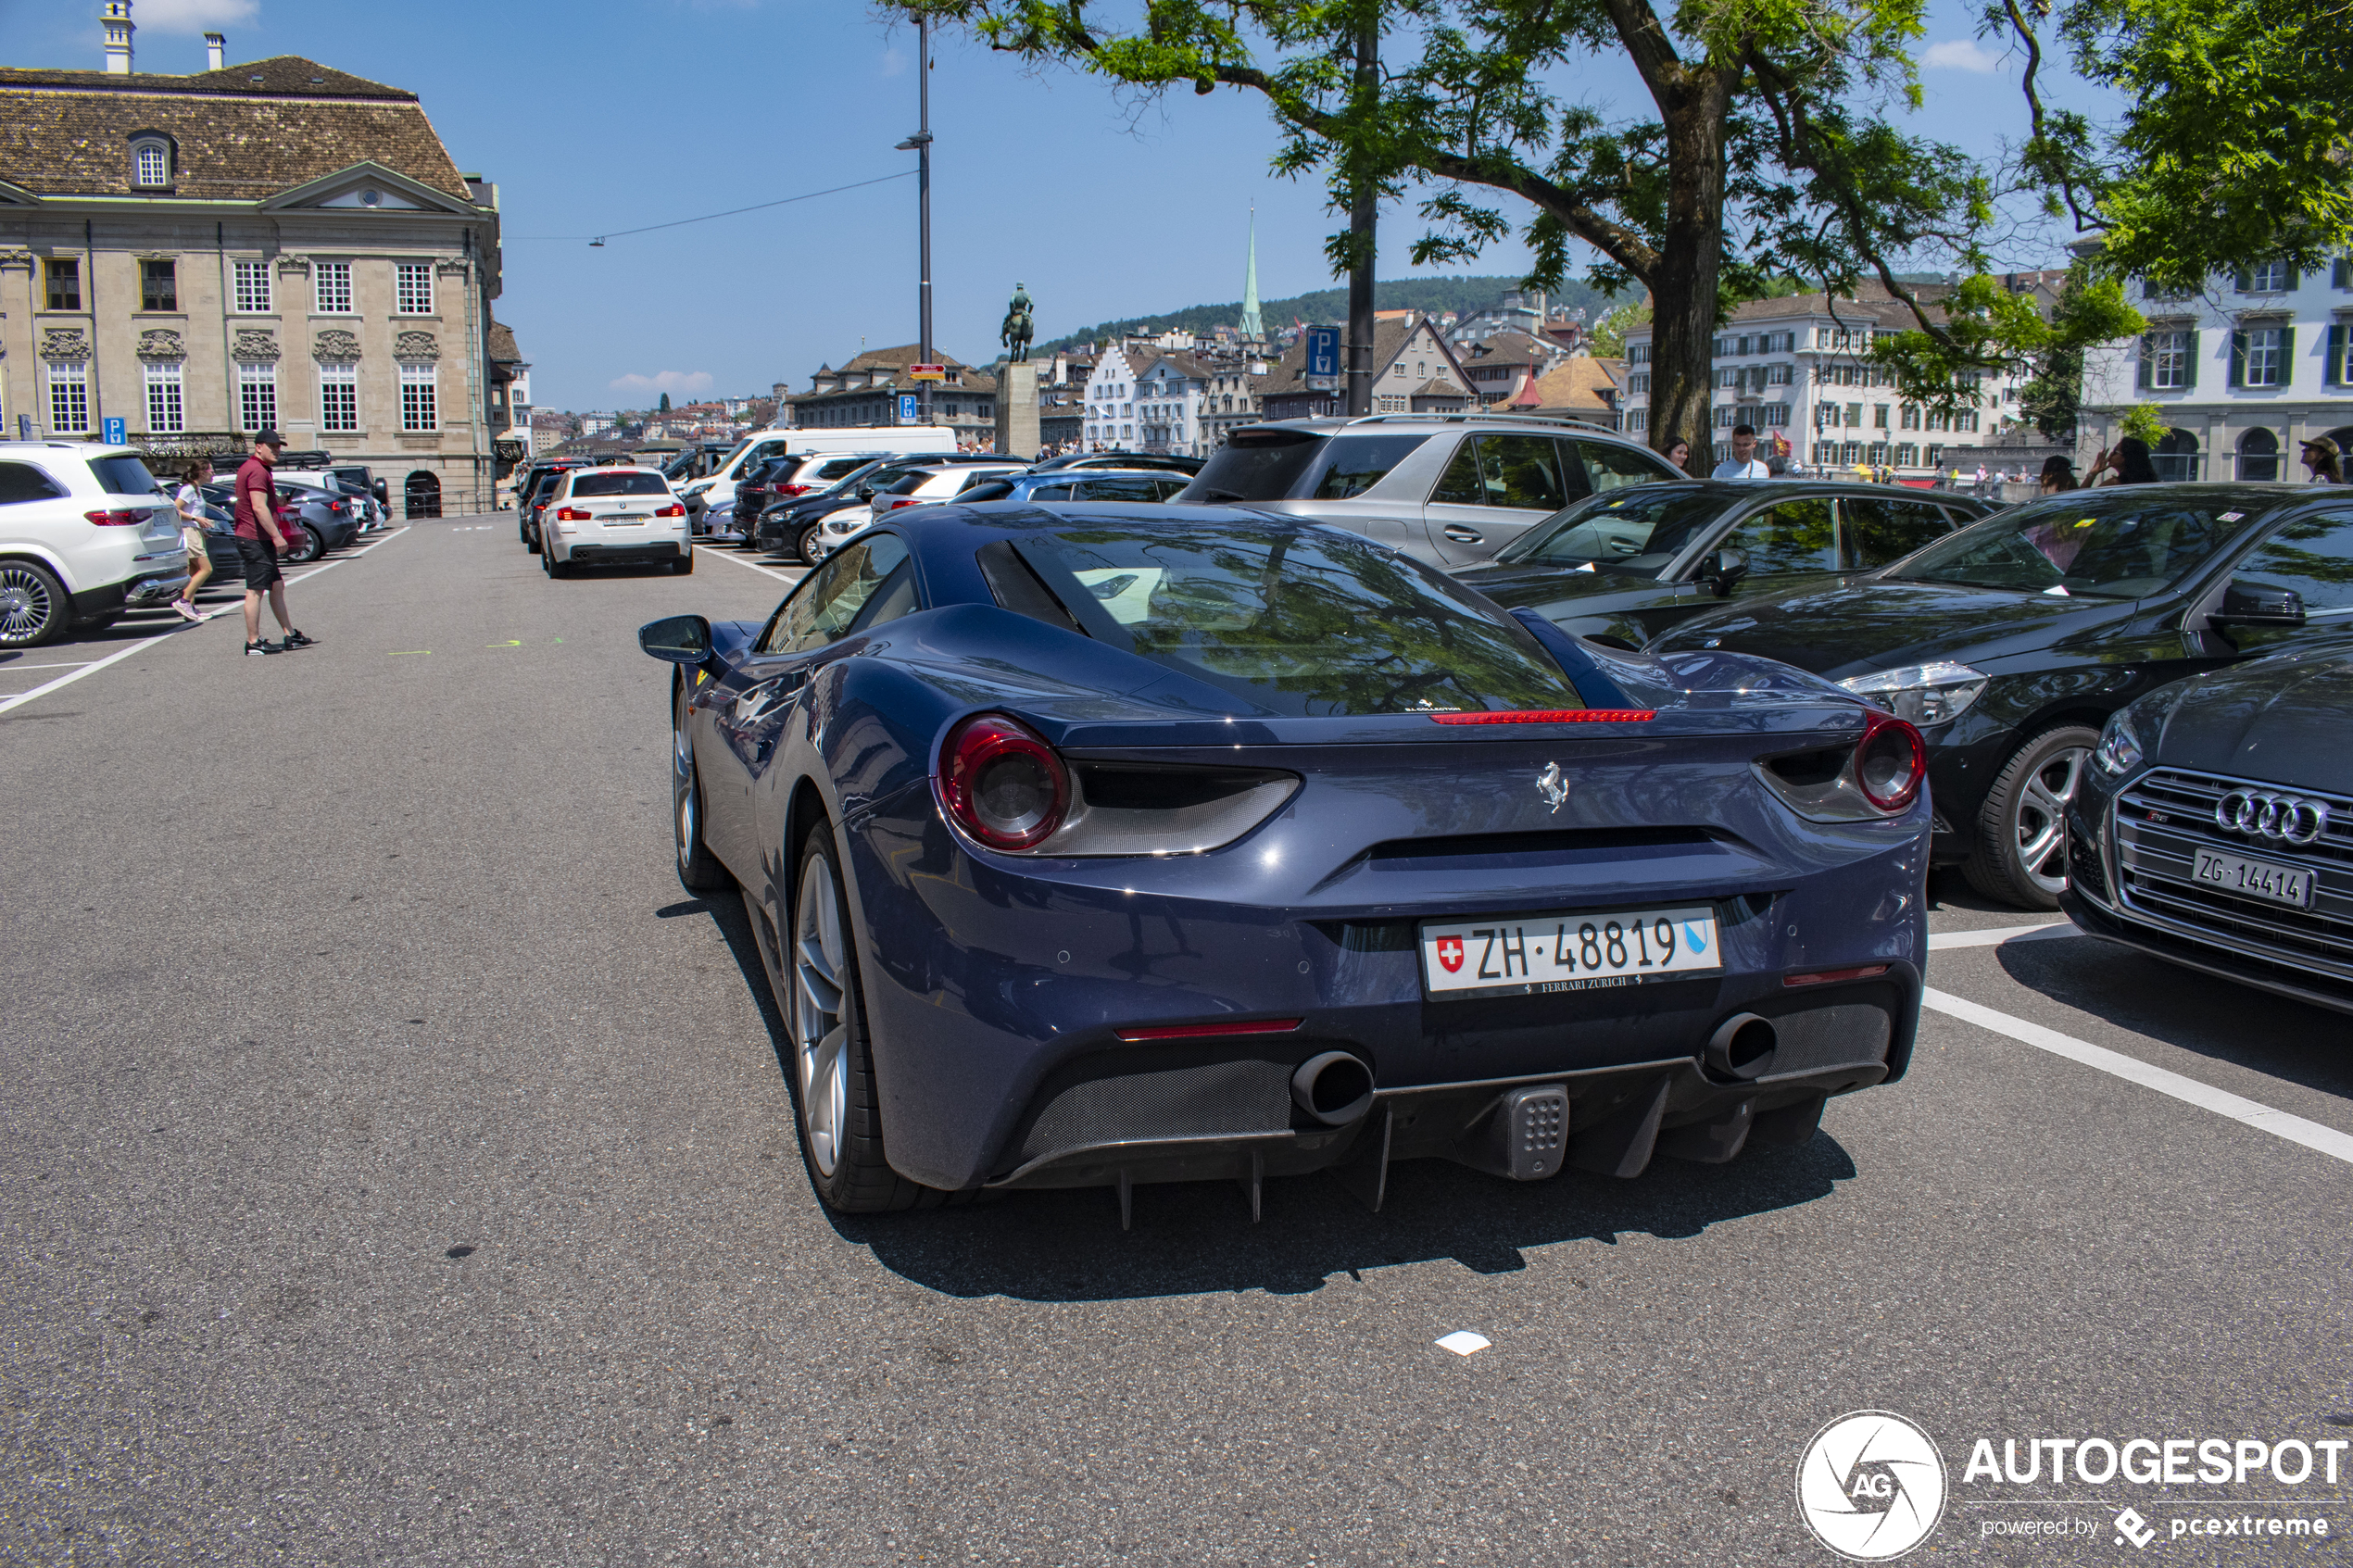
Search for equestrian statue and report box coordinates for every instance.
[1001,282,1035,363]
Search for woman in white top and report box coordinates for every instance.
[169,458,215,622]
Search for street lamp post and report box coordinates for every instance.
[896,13,935,428]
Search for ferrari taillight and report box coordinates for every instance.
[1854,711,1926,812]
[940,713,1067,850]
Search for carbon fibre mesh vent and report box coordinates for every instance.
[1016,1057,1295,1163]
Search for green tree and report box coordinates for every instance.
[658,392,672,414]
[1587,300,1652,358]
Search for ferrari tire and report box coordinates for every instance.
[1963,724,2098,910]
[673,683,731,894]
[780,829,962,1213]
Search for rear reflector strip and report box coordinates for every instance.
[1784,963,1891,987]
[1428,709,1656,725]
[1114,1017,1303,1043]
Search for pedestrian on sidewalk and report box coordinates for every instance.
[233,431,312,657]
[1710,425,1772,479]
[2300,435,2344,483]
[169,458,215,622]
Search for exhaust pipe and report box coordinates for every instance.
[1291,1051,1374,1126]
[1705,1013,1779,1081]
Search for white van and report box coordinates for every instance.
[680,425,960,516]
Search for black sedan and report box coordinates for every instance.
[2065,638,2353,1013]
[1456,481,1990,647]
[1651,483,2353,909]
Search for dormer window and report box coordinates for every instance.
[130,135,172,189]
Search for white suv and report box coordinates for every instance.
[0,442,187,647]
[540,466,692,578]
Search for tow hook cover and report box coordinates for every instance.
[1453,1084,1569,1181]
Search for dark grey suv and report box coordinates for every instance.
[1174,414,1683,568]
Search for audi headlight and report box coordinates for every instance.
[1836,661,1989,726]
[2095,682,2192,778]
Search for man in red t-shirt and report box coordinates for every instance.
[233,430,311,655]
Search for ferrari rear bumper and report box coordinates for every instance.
[984,976,1902,1207]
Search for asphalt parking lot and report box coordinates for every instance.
[4,517,2350,1566]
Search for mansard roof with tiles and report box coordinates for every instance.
[0,57,475,204]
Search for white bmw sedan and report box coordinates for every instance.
[542,467,693,578]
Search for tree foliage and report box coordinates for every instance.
[1587,299,1652,358]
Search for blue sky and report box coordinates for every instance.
[6,0,2110,409]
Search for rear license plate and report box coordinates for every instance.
[1419,905,1720,999]
[2189,847,2313,909]
[605,514,647,524]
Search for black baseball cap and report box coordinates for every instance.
[253,429,286,447]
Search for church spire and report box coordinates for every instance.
[1238,204,1265,344]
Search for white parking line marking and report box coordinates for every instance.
[0,526,411,714]
[1921,986,2353,1167]
[1435,1331,1491,1356]
[0,659,100,671]
[695,545,806,584]
[1927,922,2080,950]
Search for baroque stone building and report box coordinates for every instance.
[0,25,510,516]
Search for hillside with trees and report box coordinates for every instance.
[1035,275,1626,355]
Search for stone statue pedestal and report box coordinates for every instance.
[995,362,1039,458]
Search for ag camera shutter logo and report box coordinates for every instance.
[1796,1411,1947,1560]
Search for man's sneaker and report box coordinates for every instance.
[281,629,315,648]
[170,599,201,622]
[245,639,280,656]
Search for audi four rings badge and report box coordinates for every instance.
[2214,790,2331,846]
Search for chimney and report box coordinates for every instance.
[101,1,134,72]
[204,31,225,70]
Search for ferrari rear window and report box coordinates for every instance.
[1013,525,1581,716]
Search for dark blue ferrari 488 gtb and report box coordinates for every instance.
[638,506,1931,1219]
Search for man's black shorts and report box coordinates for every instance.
[234,536,282,592]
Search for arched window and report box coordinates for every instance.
[404,470,443,520]
[2236,427,2280,482]
[129,134,173,188]
[2152,426,2201,483]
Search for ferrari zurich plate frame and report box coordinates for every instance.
[639,504,1934,1220]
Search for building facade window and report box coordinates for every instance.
[2245,261,2291,294]
[320,362,359,433]
[233,259,271,314]
[138,257,176,312]
[396,262,434,315]
[44,257,81,311]
[237,362,279,431]
[315,260,353,314]
[144,360,183,433]
[400,361,438,430]
[48,362,91,433]
[2145,329,2193,389]
[133,143,170,186]
[2238,326,2286,387]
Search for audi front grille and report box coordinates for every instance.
[2110,767,2353,981]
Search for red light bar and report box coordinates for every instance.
[1428,709,1656,725]
[1114,1017,1303,1043]
[1784,964,1891,987]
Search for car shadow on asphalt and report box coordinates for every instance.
[674,892,1863,1301]
[1995,938,2353,1103]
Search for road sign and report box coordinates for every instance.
[908,364,947,383]
[102,416,126,445]
[898,393,921,425]
[1304,326,1340,379]
[16,415,30,440]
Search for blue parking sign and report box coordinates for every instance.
[898,393,920,425]
[102,416,126,445]
[1305,326,1340,378]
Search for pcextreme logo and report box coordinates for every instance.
[1796,1411,1949,1561]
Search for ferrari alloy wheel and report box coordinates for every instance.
[792,849,851,1179]
[673,684,730,894]
[774,831,963,1212]
[0,561,68,647]
[1965,724,2099,910]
